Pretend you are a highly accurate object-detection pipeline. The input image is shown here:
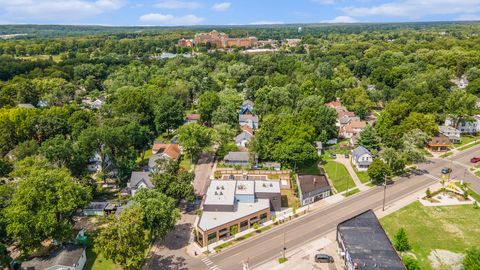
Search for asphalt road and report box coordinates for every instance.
[188,145,480,270]
[193,153,215,196]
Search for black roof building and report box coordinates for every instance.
[297,172,331,206]
[337,210,405,270]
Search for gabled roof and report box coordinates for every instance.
[342,121,367,133]
[186,113,200,121]
[427,133,451,146]
[129,171,154,189]
[234,131,253,144]
[151,143,181,159]
[241,124,254,135]
[21,245,85,270]
[297,174,330,195]
[326,99,342,108]
[243,100,254,107]
[224,151,250,162]
[239,114,259,123]
[352,146,371,162]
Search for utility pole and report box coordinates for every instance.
[282,230,286,259]
[382,173,387,211]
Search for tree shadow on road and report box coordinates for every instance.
[146,254,189,270]
[163,223,193,250]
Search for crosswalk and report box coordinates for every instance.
[201,257,222,270]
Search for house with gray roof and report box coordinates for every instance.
[297,173,331,206]
[234,131,253,147]
[127,171,154,196]
[239,114,259,129]
[21,245,87,270]
[439,125,461,144]
[224,151,252,166]
[352,146,372,171]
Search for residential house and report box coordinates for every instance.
[91,96,105,109]
[337,210,405,270]
[239,115,259,129]
[352,146,373,171]
[127,171,154,196]
[83,202,116,216]
[297,173,331,206]
[315,141,323,155]
[451,75,468,89]
[149,143,181,172]
[21,245,87,270]
[186,113,201,124]
[196,180,280,247]
[241,124,254,135]
[235,131,253,147]
[439,125,461,144]
[340,121,367,139]
[224,151,252,167]
[240,100,254,115]
[87,153,109,173]
[427,133,451,152]
[445,116,480,133]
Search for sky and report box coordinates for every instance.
[0,0,479,26]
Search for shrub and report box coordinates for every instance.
[394,228,410,252]
[402,256,421,270]
[463,247,480,270]
[426,188,432,198]
[253,223,259,230]
[230,225,238,236]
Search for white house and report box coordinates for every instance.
[127,171,154,196]
[439,125,461,143]
[21,245,87,270]
[352,146,373,171]
[445,116,480,134]
[234,131,253,147]
[239,115,259,129]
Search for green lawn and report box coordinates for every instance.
[454,134,480,147]
[457,141,480,151]
[322,161,355,193]
[298,162,321,174]
[136,149,153,166]
[85,248,116,270]
[381,202,480,270]
[351,163,370,183]
[180,155,193,171]
[343,188,360,197]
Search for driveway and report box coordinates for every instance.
[193,153,215,196]
[334,155,368,191]
[142,209,197,270]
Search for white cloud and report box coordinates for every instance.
[321,16,358,23]
[139,13,205,25]
[212,2,231,12]
[249,20,284,25]
[312,0,335,5]
[154,1,201,9]
[342,0,480,18]
[0,0,126,21]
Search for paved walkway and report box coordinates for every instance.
[334,156,369,191]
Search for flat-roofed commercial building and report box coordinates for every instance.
[196,180,281,247]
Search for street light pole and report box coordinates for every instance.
[282,230,286,259]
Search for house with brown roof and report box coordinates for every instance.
[241,124,254,135]
[149,144,182,172]
[340,121,367,138]
[427,133,451,152]
[186,113,201,123]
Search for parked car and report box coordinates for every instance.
[471,157,480,163]
[314,254,334,263]
[441,167,452,174]
[344,154,349,158]
[330,153,337,159]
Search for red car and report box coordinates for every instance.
[470,157,480,163]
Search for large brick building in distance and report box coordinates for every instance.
[177,30,258,49]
